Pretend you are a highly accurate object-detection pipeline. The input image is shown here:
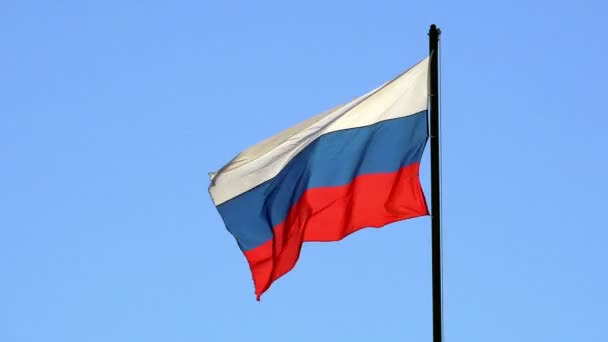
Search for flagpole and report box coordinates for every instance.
[428,24,443,342]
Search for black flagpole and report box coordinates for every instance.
[429,24,443,342]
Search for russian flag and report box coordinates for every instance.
[209,57,430,300]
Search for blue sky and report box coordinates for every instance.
[1,1,607,341]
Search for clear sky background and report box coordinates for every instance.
[1,1,607,341]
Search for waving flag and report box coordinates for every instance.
[209,57,430,300]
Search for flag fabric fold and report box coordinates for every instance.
[209,57,430,299]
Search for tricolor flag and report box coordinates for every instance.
[209,57,430,300]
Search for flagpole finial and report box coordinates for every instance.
[429,24,441,36]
